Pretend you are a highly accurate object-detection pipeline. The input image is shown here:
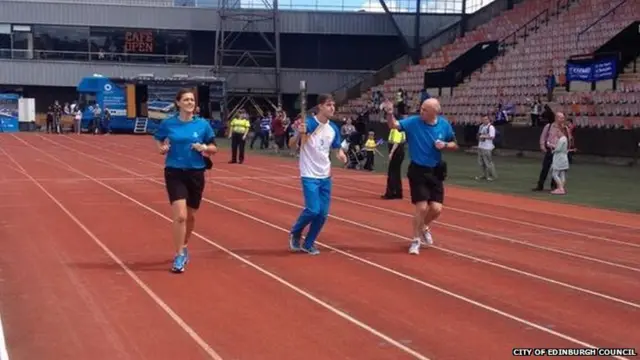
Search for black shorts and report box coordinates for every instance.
[164,167,206,209]
[407,162,444,205]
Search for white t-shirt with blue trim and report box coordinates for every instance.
[299,116,342,179]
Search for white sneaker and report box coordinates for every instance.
[422,228,434,246]
[408,240,421,255]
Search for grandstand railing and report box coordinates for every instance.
[498,8,549,50]
[331,0,575,110]
[330,13,474,107]
[575,0,629,50]
[499,0,576,51]
[328,0,517,108]
[0,49,189,64]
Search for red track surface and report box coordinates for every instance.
[0,133,639,360]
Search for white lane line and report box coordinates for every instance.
[273,162,640,231]
[0,144,225,360]
[37,133,632,359]
[72,135,640,267]
[13,137,432,360]
[60,135,640,309]
[0,312,9,360]
[231,164,640,273]
[240,163,640,249]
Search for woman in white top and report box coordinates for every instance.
[550,125,570,195]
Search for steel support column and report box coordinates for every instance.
[414,0,421,62]
[460,0,468,37]
[378,0,418,64]
[212,0,281,118]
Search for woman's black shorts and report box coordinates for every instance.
[406,162,445,205]
[164,167,206,209]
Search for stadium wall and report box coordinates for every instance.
[0,61,367,93]
[0,1,460,37]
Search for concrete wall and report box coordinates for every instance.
[0,59,373,94]
[0,0,460,37]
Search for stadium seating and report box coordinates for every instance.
[338,0,640,129]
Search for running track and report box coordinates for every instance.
[0,133,638,360]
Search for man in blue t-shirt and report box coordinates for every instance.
[383,98,458,256]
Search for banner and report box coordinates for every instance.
[0,93,19,133]
[566,57,617,82]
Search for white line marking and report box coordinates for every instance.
[331,179,640,248]
[71,138,640,258]
[60,136,640,309]
[36,135,632,358]
[0,144,224,360]
[251,177,640,273]
[274,162,640,231]
[241,164,640,249]
[0,312,9,360]
[14,138,432,359]
[229,164,640,272]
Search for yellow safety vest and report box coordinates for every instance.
[388,129,405,144]
[230,118,250,134]
[364,139,376,151]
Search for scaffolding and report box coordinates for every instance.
[212,0,281,119]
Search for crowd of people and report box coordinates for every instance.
[44,99,111,135]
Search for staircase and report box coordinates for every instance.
[337,0,575,118]
[134,117,149,134]
[619,55,640,91]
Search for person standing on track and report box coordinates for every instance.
[154,88,217,273]
[381,121,406,199]
[288,94,348,255]
[228,111,250,164]
[382,98,458,255]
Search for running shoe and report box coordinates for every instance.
[301,244,320,256]
[171,253,188,273]
[289,233,302,252]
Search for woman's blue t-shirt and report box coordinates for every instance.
[153,115,215,170]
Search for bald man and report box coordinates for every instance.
[383,98,458,255]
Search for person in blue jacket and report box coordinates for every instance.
[154,88,217,273]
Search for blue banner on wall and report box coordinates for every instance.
[0,93,19,133]
[566,57,617,82]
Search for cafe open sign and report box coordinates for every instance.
[124,31,154,53]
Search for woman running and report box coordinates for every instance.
[154,88,217,273]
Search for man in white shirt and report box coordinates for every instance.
[288,94,348,255]
[476,115,497,181]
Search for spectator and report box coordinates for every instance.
[271,110,286,153]
[340,117,356,138]
[475,114,497,181]
[566,118,576,164]
[541,104,554,126]
[250,111,271,149]
[550,124,570,195]
[420,88,431,104]
[395,88,406,115]
[530,95,542,127]
[494,103,509,125]
[533,112,567,191]
[545,69,557,102]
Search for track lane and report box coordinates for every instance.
[68,136,640,305]
[0,145,215,360]
[81,136,640,268]
[2,137,412,360]
[227,161,640,255]
[37,135,640,355]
